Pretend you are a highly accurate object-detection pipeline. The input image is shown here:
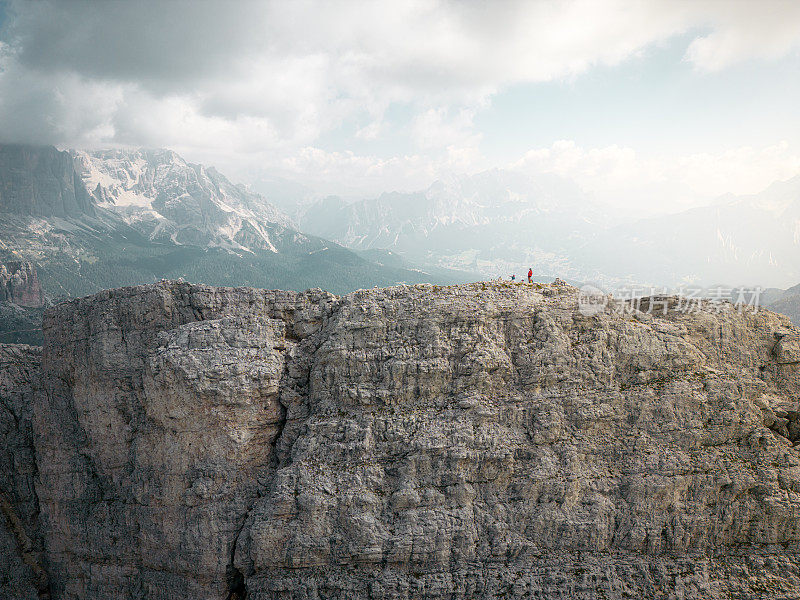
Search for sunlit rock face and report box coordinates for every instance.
[8,280,800,599]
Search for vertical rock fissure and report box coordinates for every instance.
[223,299,302,600]
[222,296,339,598]
[28,426,49,599]
[223,396,289,600]
[224,561,247,600]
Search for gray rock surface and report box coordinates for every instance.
[0,261,45,308]
[0,343,48,599]
[0,262,46,344]
[0,145,95,218]
[7,280,800,599]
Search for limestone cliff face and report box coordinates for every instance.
[0,261,45,308]
[0,145,95,218]
[7,281,800,599]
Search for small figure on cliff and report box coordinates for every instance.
[510,274,516,282]
[528,268,533,283]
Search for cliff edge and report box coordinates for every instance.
[4,280,800,599]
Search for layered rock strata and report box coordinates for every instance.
[4,280,800,599]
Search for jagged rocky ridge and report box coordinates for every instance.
[2,280,800,599]
[72,148,293,250]
[0,261,46,345]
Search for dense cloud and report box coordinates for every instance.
[1,0,799,203]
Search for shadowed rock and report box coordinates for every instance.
[0,343,48,599]
[0,145,95,218]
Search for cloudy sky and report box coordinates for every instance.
[1,0,800,211]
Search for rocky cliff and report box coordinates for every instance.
[0,261,45,308]
[0,262,46,344]
[0,145,95,218]
[3,280,800,599]
[0,344,48,599]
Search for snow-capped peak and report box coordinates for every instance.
[70,148,294,252]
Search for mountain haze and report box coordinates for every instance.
[767,283,800,325]
[301,171,800,289]
[301,170,605,279]
[578,175,800,288]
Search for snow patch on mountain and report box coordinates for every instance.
[71,148,293,252]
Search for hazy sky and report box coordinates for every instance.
[1,0,800,210]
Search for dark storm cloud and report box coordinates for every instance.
[5,0,270,92]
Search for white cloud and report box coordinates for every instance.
[206,139,800,212]
[512,140,800,211]
[676,143,800,196]
[684,1,800,71]
[411,107,482,151]
[1,0,800,212]
[2,0,800,156]
[270,143,489,197]
[355,121,384,141]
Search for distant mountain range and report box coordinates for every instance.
[299,170,800,289]
[574,176,800,288]
[0,144,476,303]
[766,283,800,325]
[300,170,609,280]
[73,148,293,249]
[2,143,799,328]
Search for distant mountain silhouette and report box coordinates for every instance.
[0,145,476,302]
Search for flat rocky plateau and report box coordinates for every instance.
[2,280,800,599]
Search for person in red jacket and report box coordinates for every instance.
[527,268,533,283]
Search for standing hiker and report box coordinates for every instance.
[527,268,533,283]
